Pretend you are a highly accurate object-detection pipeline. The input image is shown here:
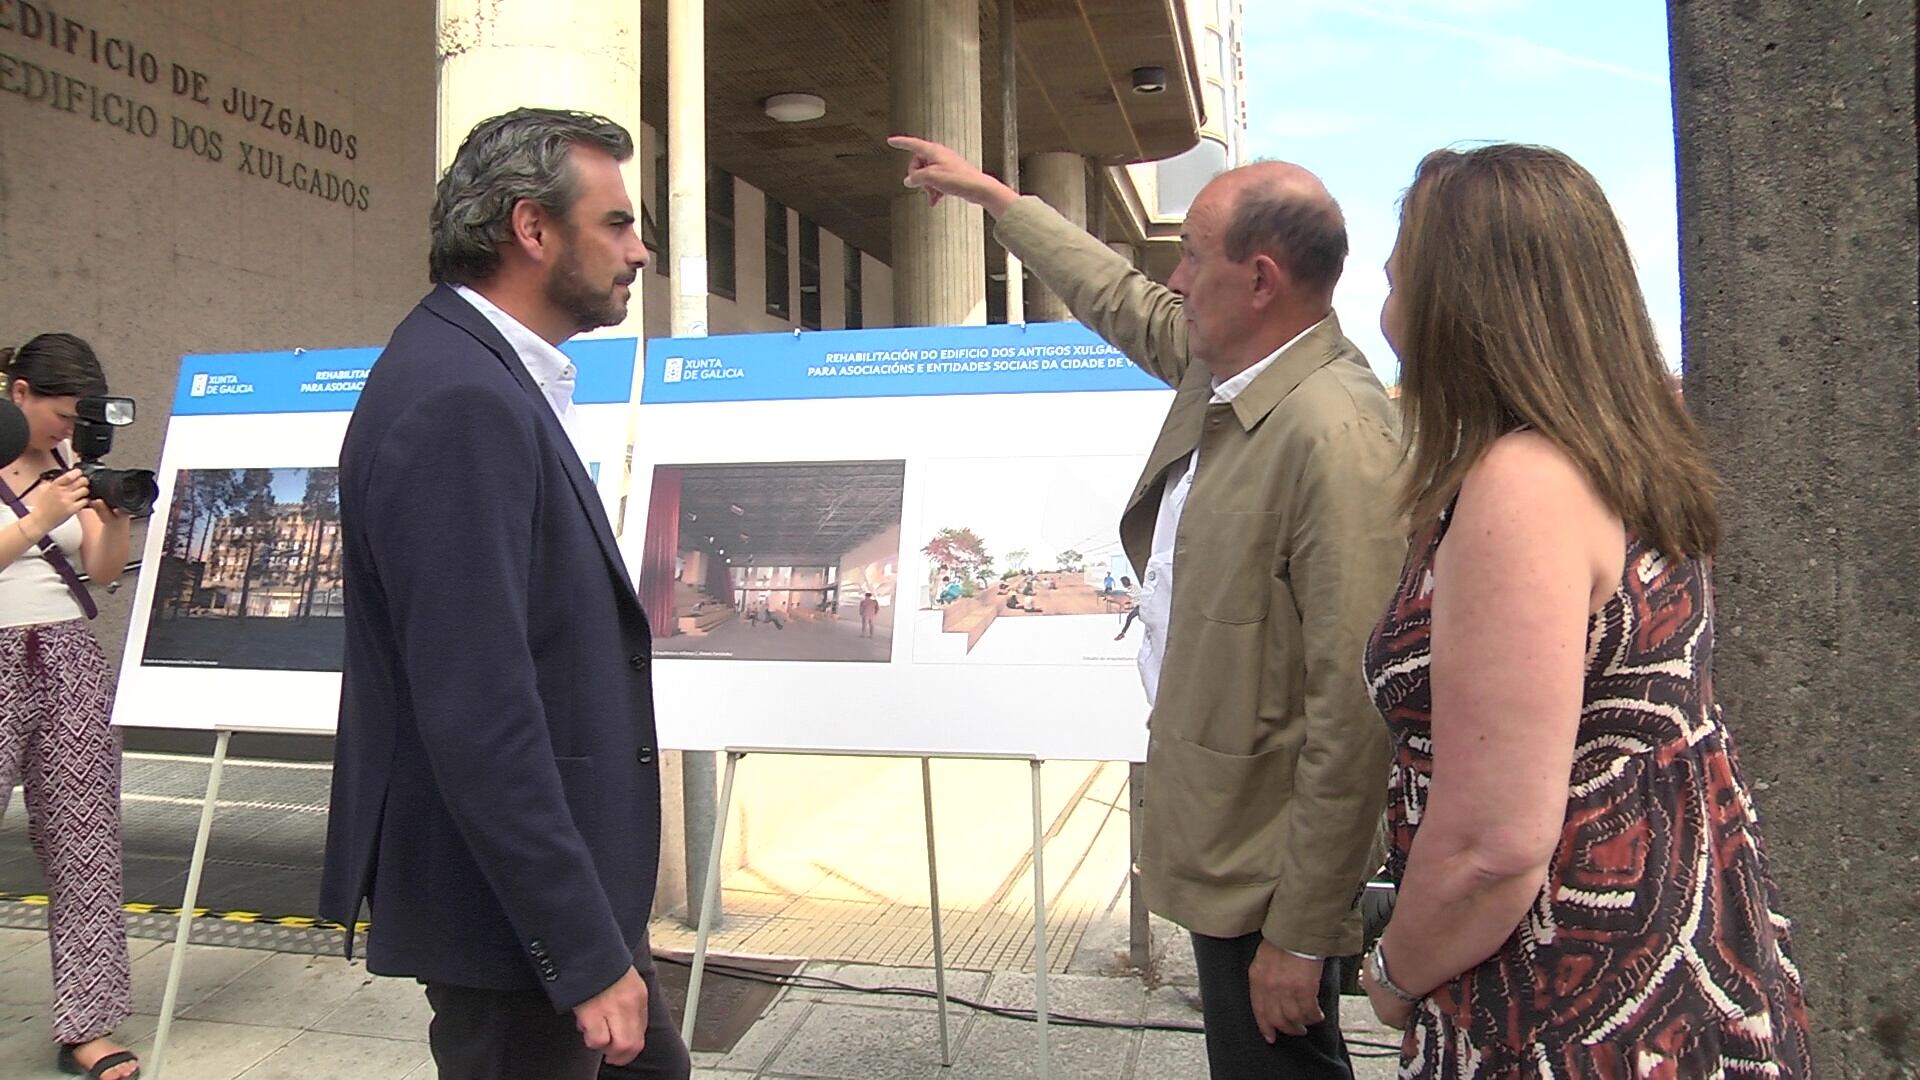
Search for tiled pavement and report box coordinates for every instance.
[2,750,1406,1077]
[3,753,1137,973]
[0,924,1406,1079]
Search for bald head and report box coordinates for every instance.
[1202,161,1348,299]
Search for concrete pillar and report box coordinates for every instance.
[889,0,985,326]
[435,1,686,915]
[1022,152,1088,322]
[1668,3,1917,1072]
[434,0,645,339]
[998,0,1024,324]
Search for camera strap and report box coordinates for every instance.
[0,466,100,620]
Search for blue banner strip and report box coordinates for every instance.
[641,322,1164,404]
[170,339,639,415]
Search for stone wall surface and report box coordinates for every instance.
[1669,2,1919,1073]
[0,0,437,665]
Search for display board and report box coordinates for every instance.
[112,323,1173,761]
[624,322,1170,761]
[113,340,640,732]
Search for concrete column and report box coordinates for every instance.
[1021,152,1088,322]
[889,0,985,327]
[435,0,644,340]
[667,0,710,339]
[1669,3,1917,1072]
[998,0,1023,324]
[664,0,718,929]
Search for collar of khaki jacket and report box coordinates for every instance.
[1130,312,1350,523]
[1219,313,1348,433]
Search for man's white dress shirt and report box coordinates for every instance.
[453,285,589,467]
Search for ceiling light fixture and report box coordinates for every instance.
[763,93,826,123]
[1130,66,1168,94]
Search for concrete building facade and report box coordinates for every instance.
[0,0,1239,654]
[2,0,1239,915]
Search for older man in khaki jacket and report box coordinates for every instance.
[892,136,1403,1078]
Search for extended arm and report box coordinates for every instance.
[891,134,1191,386]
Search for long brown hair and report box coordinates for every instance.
[1392,144,1720,558]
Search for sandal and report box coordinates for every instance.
[57,1042,142,1080]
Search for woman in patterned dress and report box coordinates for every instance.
[1,334,140,1080]
[1355,146,1810,1078]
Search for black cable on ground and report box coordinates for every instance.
[655,954,1404,1058]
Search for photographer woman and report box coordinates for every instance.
[1358,147,1810,1077]
[1,333,140,1080]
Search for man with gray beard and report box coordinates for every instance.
[321,108,688,1080]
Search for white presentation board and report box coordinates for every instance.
[112,340,641,734]
[113,323,1172,762]
[623,323,1168,761]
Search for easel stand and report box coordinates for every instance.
[679,748,1056,1079]
[149,724,333,1080]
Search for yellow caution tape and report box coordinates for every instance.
[0,891,369,933]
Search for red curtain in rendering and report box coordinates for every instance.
[640,468,682,635]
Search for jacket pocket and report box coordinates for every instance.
[1189,511,1279,624]
[553,756,598,836]
[1150,736,1296,886]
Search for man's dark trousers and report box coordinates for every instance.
[425,949,690,1080]
[1190,931,1353,1079]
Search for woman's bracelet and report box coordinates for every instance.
[1368,941,1424,1005]
[13,519,37,546]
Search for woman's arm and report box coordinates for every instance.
[0,514,41,568]
[1,469,91,571]
[79,500,132,586]
[1374,432,1624,997]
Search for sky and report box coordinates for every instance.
[1237,0,1681,384]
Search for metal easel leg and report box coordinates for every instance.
[1029,758,1051,1080]
[680,749,740,1046]
[922,756,952,1066]
[150,727,232,1079]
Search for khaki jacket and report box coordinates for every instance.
[997,197,1405,956]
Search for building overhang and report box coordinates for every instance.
[641,0,1202,264]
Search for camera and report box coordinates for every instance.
[42,396,159,516]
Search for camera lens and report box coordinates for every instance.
[88,466,159,516]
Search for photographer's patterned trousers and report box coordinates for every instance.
[0,618,133,1045]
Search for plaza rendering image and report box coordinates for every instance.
[636,460,906,662]
[913,456,1139,665]
[141,467,345,671]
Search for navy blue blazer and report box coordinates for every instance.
[319,285,662,1010]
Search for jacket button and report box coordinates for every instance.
[636,746,656,765]
[630,654,648,671]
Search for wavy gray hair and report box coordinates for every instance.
[428,107,634,286]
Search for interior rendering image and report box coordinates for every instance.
[636,459,906,662]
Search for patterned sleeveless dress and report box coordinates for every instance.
[1363,508,1811,1078]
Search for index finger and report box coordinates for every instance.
[886,134,936,156]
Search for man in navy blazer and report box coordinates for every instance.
[319,108,689,1080]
